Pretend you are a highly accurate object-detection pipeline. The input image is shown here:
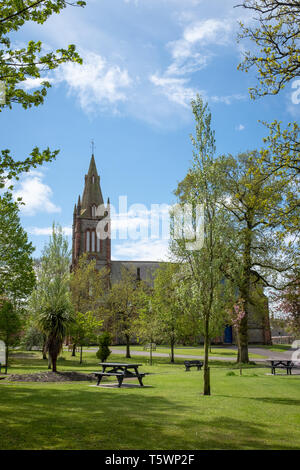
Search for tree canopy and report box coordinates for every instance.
[237,0,300,98]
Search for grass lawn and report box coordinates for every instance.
[0,350,299,450]
[256,344,293,353]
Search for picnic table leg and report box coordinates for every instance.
[137,375,144,387]
[117,375,124,388]
[96,375,103,386]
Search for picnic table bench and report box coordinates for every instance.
[143,343,156,351]
[94,363,146,387]
[267,360,295,375]
[184,360,203,372]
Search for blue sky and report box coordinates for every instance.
[4,0,299,260]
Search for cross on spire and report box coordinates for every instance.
[91,139,95,155]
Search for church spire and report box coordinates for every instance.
[81,154,104,216]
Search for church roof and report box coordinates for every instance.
[80,154,104,216]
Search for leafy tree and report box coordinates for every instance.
[96,332,112,363]
[133,293,160,365]
[237,0,300,218]
[219,151,296,361]
[0,1,86,208]
[29,223,73,371]
[108,266,147,359]
[21,325,44,351]
[0,192,35,305]
[70,311,103,364]
[37,276,74,372]
[0,299,22,373]
[273,272,300,336]
[152,263,184,363]
[237,0,300,98]
[171,96,233,394]
[69,253,109,355]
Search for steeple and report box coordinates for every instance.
[81,154,104,217]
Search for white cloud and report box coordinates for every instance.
[211,94,246,105]
[166,18,234,77]
[183,19,232,46]
[55,51,132,113]
[27,226,72,236]
[150,74,201,108]
[22,77,54,90]
[13,171,61,216]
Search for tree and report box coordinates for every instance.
[237,0,300,98]
[70,311,103,364]
[133,292,160,365]
[0,1,86,211]
[0,299,22,373]
[21,324,44,351]
[219,151,296,361]
[96,332,112,363]
[69,253,109,355]
[29,223,73,371]
[37,276,74,372]
[152,263,184,363]
[274,272,300,336]
[237,0,300,209]
[171,96,233,394]
[108,266,147,359]
[0,192,35,305]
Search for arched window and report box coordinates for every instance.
[96,233,101,252]
[86,230,90,252]
[92,175,95,184]
[91,230,95,252]
[91,205,97,217]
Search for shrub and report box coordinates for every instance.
[21,326,44,351]
[96,332,112,362]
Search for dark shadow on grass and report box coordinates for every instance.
[218,394,300,407]
[0,385,296,450]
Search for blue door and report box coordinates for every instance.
[224,326,233,344]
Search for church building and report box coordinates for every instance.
[71,155,272,345]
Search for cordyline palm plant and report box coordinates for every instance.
[37,276,74,372]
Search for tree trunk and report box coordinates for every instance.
[80,346,83,364]
[170,339,175,364]
[203,315,211,396]
[72,344,76,357]
[52,356,57,372]
[125,335,131,358]
[48,355,52,370]
[42,337,47,360]
[237,223,252,364]
[238,314,249,363]
[5,345,8,374]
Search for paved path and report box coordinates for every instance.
[86,346,297,363]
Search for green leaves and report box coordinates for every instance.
[237,1,300,98]
[0,192,36,304]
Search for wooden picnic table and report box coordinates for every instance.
[94,362,146,387]
[267,360,294,375]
